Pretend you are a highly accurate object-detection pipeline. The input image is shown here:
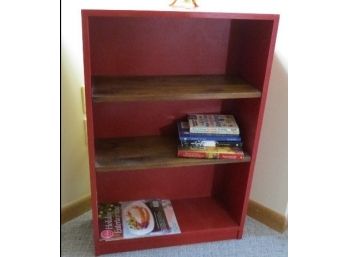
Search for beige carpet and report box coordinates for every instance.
[61,211,287,257]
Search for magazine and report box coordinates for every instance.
[98,203,123,241]
[98,199,180,241]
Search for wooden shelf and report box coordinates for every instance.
[92,75,261,102]
[97,197,239,254]
[95,136,251,172]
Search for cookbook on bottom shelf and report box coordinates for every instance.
[98,199,181,241]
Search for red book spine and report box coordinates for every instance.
[218,153,244,160]
[177,150,207,158]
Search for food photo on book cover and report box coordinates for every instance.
[98,199,180,241]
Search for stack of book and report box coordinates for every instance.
[177,114,245,160]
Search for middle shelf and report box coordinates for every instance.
[92,75,261,103]
[95,136,251,172]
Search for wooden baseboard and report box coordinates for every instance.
[61,195,91,224]
[247,199,287,233]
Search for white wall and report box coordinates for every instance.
[61,0,288,216]
[251,55,288,215]
[248,1,288,216]
[61,45,90,205]
[61,1,90,206]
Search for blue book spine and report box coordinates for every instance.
[177,122,241,142]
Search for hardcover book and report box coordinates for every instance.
[177,121,242,142]
[98,199,180,241]
[177,145,244,160]
[188,114,240,135]
[180,140,243,148]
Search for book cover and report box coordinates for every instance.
[188,114,240,135]
[98,203,123,241]
[177,145,245,160]
[178,121,242,142]
[98,199,180,241]
[122,199,180,239]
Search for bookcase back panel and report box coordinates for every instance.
[93,100,236,138]
[231,98,261,155]
[96,165,215,203]
[89,17,232,76]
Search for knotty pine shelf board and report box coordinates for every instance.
[92,75,261,102]
[97,197,239,253]
[95,136,251,172]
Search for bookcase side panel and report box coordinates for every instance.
[236,20,275,92]
[212,163,250,224]
[216,17,279,236]
[232,98,261,156]
[82,12,99,248]
[236,17,280,233]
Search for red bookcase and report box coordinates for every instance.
[82,10,279,256]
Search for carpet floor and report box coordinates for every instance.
[61,211,287,257]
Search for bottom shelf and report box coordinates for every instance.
[173,197,239,232]
[96,197,241,255]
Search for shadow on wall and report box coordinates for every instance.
[270,54,288,101]
[251,52,288,216]
[61,43,91,207]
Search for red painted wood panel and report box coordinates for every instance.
[237,20,275,90]
[232,98,261,155]
[96,165,215,202]
[93,99,237,138]
[83,10,278,21]
[81,12,100,248]
[89,17,231,76]
[236,17,280,234]
[213,163,250,224]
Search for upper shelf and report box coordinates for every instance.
[92,75,261,103]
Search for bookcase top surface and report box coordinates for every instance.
[82,9,279,21]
